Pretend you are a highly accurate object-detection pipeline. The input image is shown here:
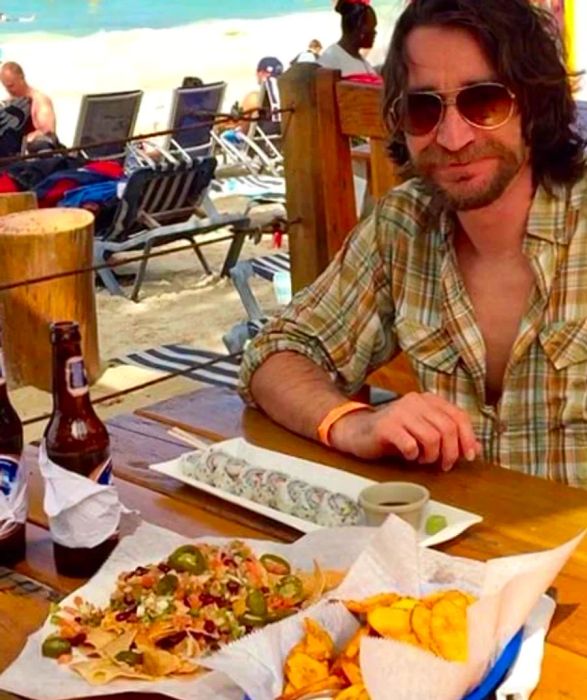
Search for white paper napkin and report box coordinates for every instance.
[39,441,132,548]
[495,593,556,700]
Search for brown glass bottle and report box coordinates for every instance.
[0,345,25,566]
[44,322,118,578]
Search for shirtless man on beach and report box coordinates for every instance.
[0,61,56,143]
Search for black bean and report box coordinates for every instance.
[156,631,187,649]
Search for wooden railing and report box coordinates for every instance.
[279,64,418,394]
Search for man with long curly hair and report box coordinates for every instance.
[240,0,587,486]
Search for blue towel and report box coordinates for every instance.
[59,181,119,207]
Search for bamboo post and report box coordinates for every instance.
[0,208,101,390]
[0,192,37,216]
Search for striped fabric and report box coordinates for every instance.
[251,251,290,281]
[119,345,241,388]
[0,567,62,602]
[241,174,587,487]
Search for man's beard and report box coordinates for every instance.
[411,139,526,211]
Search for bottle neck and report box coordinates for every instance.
[51,340,94,415]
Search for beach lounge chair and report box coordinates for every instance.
[94,154,249,302]
[165,81,226,158]
[72,90,143,160]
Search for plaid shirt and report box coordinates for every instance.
[240,172,587,487]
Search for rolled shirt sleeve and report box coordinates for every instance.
[238,201,399,404]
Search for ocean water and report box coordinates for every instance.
[0,0,332,37]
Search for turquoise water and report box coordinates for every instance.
[0,0,332,37]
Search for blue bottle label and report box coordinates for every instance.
[0,456,19,497]
[89,458,113,486]
[66,356,89,397]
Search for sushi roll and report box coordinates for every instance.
[263,470,290,508]
[200,449,231,486]
[302,485,328,520]
[213,455,248,495]
[179,451,202,479]
[316,492,364,527]
[275,478,316,521]
[240,467,269,501]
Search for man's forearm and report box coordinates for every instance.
[249,351,351,440]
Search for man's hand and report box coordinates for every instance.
[330,392,481,471]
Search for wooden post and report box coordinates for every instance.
[315,68,358,258]
[279,64,331,292]
[0,208,101,390]
[0,192,37,216]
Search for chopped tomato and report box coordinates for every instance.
[141,573,156,588]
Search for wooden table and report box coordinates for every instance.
[3,386,587,699]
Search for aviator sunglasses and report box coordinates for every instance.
[392,81,516,137]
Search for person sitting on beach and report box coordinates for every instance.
[240,56,284,120]
[239,0,587,486]
[0,61,57,144]
[318,0,378,77]
[291,39,323,65]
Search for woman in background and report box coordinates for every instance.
[319,0,378,76]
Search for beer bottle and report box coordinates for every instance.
[0,343,26,566]
[44,321,118,577]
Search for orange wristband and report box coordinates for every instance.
[317,401,373,447]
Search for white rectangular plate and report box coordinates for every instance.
[150,438,482,547]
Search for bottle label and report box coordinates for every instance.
[0,349,5,386]
[90,458,113,486]
[39,441,130,549]
[66,356,89,398]
[0,454,28,538]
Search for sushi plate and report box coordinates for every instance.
[150,438,482,547]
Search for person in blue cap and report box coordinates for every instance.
[240,56,284,120]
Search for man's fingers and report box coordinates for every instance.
[423,393,478,460]
[382,426,420,462]
[398,418,442,464]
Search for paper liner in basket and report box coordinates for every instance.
[202,515,583,700]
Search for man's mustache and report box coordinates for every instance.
[416,142,511,168]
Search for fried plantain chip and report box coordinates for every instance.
[367,605,411,639]
[340,657,363,685]
[300,618,335,661]
[410,603,433,651]
[285,651,330,690]
[341,627,369,660]
[429,598,468,662]
[278,676,345,700]
[334,683,370,700]
[344,593,400,614]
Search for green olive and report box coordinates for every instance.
[260,553,291,576]
[246,588,268,618]
[115,650,143,666]
[168,545,206,574]
[276,575,304,600]
[41,636,72,659]
[155,573,179,595]
[239,612,266,627]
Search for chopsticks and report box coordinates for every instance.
[167,427,213,452]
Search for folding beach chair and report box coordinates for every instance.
[72,90,143,160]
[165,81,226,158]
[212,77,283,178]
[94,153,249,302]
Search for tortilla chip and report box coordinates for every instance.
[340,657,363,685]
[344,593,400,614]
[285,652,330,690]
[299,561,326,606]
[142,647,182,677]
[100,629,138,660]
[278,676,345,700]
[71,658,153,685]
[84,628,119,651]
[334,684,370,700]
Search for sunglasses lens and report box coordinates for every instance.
[403,92,443,136]
[457,83,513,128]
